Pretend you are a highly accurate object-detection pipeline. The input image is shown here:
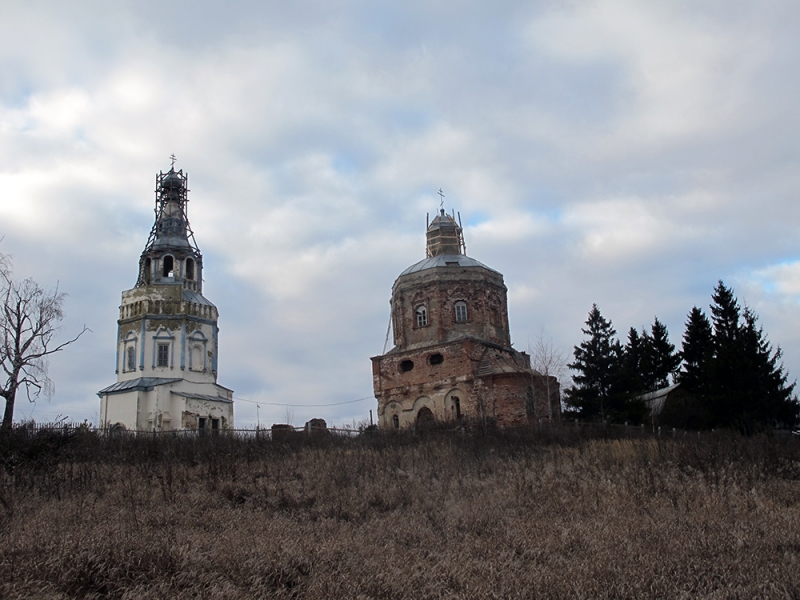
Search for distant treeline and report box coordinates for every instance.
[565,281,799,432]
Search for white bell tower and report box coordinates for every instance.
[98,160,234,432]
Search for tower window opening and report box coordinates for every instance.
[186,258,195,280]
[126,346,135,371]
[144,258,152,284]
[453,396,462,420]
[162,256,174,278]
[400,359,414,372]
[392,414,400,429]
[415,305,428,327]
[157,343,169,367]
[429,353,444,365]
[455,301,468,323]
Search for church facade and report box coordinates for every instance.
[371,209,559,429]
[97,164,234,432]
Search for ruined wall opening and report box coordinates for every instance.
[416,407,435,428]
[428,353,444,365]
[453,396,462,419]
[392,414,400,429]
[400,359,414,372]
[186,258,195,280]
[525,385,536,417]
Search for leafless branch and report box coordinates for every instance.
[0,255,86,429]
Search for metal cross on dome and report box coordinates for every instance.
[438,188,445,210]
[169,154,177,168]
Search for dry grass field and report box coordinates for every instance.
[1,427,799,599]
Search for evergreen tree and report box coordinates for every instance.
[706,281,745,427]
[702,281,798,431]
[710,281,740,345]
[732,307,797,430]
[645,317,681,390]
[566,305,643,422]
[678,306,713,396]
[620,327,647,396]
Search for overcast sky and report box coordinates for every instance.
[2,0,800,427]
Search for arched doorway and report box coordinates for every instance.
[416,406,435,429]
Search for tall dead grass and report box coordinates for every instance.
[1,428,799,598]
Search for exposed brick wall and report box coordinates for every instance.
[373,336,560,428]
[392,266,510,350]
[373,231,561,429]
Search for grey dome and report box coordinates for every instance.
[398,253,498,276]
[162,171,184,189]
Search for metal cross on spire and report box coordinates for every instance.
[169,153,177,169]
[438,188,445,210]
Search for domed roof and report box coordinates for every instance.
[428,211,459,229]
[161,170,185,190]
[398,253,498,276]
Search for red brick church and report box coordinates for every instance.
[371,208,559,428]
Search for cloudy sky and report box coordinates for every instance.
[2,0,800,427]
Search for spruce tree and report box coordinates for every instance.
[646,317,681,390]
[734,307,797,429]
[706,281,744,427]
[703,281,798,431]
[566,304,641,422]
[621,327,647,396]
[678,306,713,396]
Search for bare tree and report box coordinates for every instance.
[0,256,87,429]
[529,329,568,421]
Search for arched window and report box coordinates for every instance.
[192,345,202,370]
[123,331,138,373]
[455,301,468,323]
[188,330,208,371]
[392,414,399,429]
[152,327,174,369]
[452,396,462,419]
[162,256,174,278]
[186,258,195,280]
[415,305,427,327]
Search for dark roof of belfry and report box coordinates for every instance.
[398,253,498,277]
[97,377,182,396]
